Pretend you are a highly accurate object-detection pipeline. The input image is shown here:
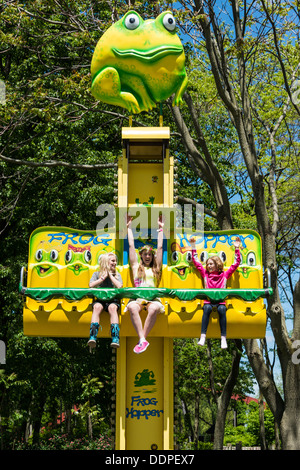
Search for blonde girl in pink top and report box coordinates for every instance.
[190,236,241,349]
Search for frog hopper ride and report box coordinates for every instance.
[90,10,188,113]
[20,10,272,450]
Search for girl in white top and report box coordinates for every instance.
[126,215,164,354]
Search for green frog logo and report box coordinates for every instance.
[237,249,260,279]
[134,369,156,387]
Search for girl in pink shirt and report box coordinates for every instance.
[190,237,241,349]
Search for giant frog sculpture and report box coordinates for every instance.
[91,10,187,113]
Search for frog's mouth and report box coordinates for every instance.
[67,264,87,276]
[172,265,190,281]
[34,265,58,278]
[112,45,183,62]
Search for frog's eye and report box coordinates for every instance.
[50,249,59,262]
[171,251,179,263]
[65,250,73,263]
[35,249,43,261]
[163,13,176,32]
[246,252,256,266]
[218,251,227,263]
[84,250,92,263]
[185,251,193,263]
[200,251,208,263]
[124,13,140,30]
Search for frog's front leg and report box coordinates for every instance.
[123,74,156,113]
[173,74,188,107]
[91,67,141,114]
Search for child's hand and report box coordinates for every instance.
[233,236,241,248]
[126,214,133,228]
[189,237,196,246]
[158,214,164,229]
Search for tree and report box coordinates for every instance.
[169,0,300,449]
[174,338,254,448]
[79,374,104,439]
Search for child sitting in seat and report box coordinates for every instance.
[88,252,122,350]
[189,236,241,349]
[126,214,164,354]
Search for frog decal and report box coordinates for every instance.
[33,242,62,278]
[65,244,92,276]
[237,249,260,279]
[169,242,193,281]
[91,10,187,113]
[134,369,156,387]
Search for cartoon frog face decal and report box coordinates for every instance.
[91,10,187,113]
[169,242,193,281]
[65,244,92,276]
[237,249,260,278]
[32,242,61,278]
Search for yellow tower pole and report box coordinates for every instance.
[115,123,174,450]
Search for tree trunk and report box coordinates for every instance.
[280,279,300,449]
[31,394,46,445]
[193,392,200,447]
[259,391,267,450]
[280,362,300,450]
[213,341,242,450]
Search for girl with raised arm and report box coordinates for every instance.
[126,215,164,354]
[189,237,241,349]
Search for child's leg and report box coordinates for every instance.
[108,302,119,325]
[108,302,120,348]
[217,304,227,336]
[198,304,212,345]
[217,304,227,349]
[127,301,144,341]
[201,304,212,334]
[88,302,103,349]
[91,302,103,324]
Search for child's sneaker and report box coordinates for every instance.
[88,338,96,351]
[88,322,100,351]
[197,334,206,346]
[221,336,227,349]
[133,340,149,354]
[111,336,120,348]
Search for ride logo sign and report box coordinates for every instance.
[126,369,163,421]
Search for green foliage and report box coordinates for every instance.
[16,432,113,450]
[224,401,276,448]
[174,338,255,447]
